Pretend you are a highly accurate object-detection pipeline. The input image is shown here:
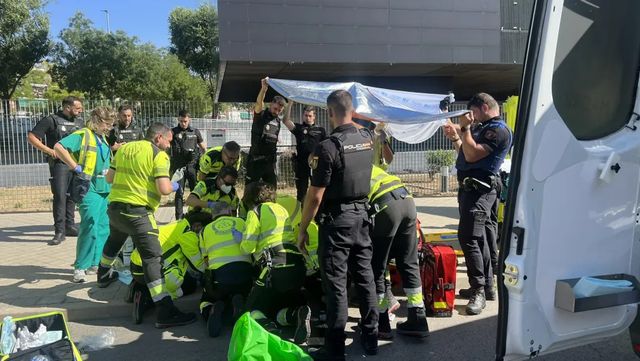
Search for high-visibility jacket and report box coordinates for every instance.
[200,216,252,270]
[276,195,301,228]
[368,165,407,203]
[199,146,241,179]
[70,128,100,177]
[188,178,239,214]
[240,202,295,258]
[130,219,203,299]
[301,221,319,276]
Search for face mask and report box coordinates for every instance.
[220,184,232,194]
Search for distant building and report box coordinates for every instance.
[216,0,534,102]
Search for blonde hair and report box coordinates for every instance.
[85,106,116,131]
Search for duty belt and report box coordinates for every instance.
[371,187,411,207]
[110,201,152,212]
[458,176,496,192]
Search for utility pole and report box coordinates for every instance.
[101,9,111,34]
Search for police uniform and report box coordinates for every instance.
[246,110,281,186]
[107,123,144,151]
[290,123,326,202]
[241,202,309,343]
[29,111,83,239]
[199,216,254,336]
[199,146,241,179]
[368,165,428,337]
[188,178,239,215]
[455,116,512,309]
[310,124,378,356]
[170,125,204,219]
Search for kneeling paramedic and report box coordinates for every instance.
[199,215,254,337]
[369,165,429,339]
[97,122,196,328]
[198,141,242,180]
[240,181,311,345]
[129,210,211,324]
[185,165,239,217]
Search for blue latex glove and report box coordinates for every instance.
[171,182,180,192]
[74,165,83,174]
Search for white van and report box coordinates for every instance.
[497,0,640,359]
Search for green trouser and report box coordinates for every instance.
[75,190,110,270]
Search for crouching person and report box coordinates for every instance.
[240,181,311,345]
[129,210,212,324]
[199,215,254,337]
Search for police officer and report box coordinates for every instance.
[170,109,206,220]
[368,165,429,339]
[442,92,512,315]
[198,141,241,181]
[97,122,196,328]
[107,104,143,153]
[27,96,84,245]
[245,78,286,187]
[298,90,378,360]
[283,103,327,203]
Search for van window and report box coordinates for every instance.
[552,0,640,140]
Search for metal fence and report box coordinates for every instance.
[0,98,465,213]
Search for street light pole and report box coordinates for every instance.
[101,9,111,34]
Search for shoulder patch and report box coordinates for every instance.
[309,156,319,170]
[484,130,497,141]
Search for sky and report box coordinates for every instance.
[45,0,216,49]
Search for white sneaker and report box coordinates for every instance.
[85,266,98,275]
[73,269,87,283]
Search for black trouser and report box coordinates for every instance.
[303,271,325,317]
[486,195,499,272]
[201,263,254,316]
[171,161,197,219]
[370,195,421,301]
[48,159,75,235]
[457,186,498,290]
[294,157,311,203]
[318,207,378,351]
[245,251,306,320]
[245,154,277,187]
[101,202,168,302]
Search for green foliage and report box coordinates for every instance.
[425,150,457,175]
[51,12,209,102]
[169,5,219,106]
[0,0,50,99]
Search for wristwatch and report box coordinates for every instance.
[461,126,469,133]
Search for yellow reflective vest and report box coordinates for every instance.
[368,165,407,203]
[199,146,241,178]
[240,202,295,257]
[71,128,99,177]
[200,216,251,270]
[276,195,301,228]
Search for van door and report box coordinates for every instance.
[496,0,640,360]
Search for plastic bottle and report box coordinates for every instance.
[1,316,16,354]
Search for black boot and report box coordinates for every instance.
[465,288,486,315]
[155,297,196,328]
[361,330,378,355]
[96,265,118,288]
[397,307,430,337]
[207,300,225,337]
[378,311,393,340]
[132,285,150,325]
[293,305,311,345]
[65,225,79,237]
[459,286,496,301]
[309,333,346,361]
[48,233,64,246]
[231,294,245,322]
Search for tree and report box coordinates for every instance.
[0,0,50,100]
[169,5,219,112]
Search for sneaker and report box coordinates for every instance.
[465,289,487,315]
[459,286,497,301]
[97,267,119,288]
[207,301,225,337]
[72,269,86,283]
[231,294,245,322]
[85,266,99,275]
[293,305,311,345]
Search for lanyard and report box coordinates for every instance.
[94,134,107,162]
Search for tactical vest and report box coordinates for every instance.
[174,127,199,159]
[200,216,251,270]
[52,112,82,144]
[297,124,325,156]
[251,111,280,156]
[324,128,374,203]
[456,118,512,176]
[114,125,142,142]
